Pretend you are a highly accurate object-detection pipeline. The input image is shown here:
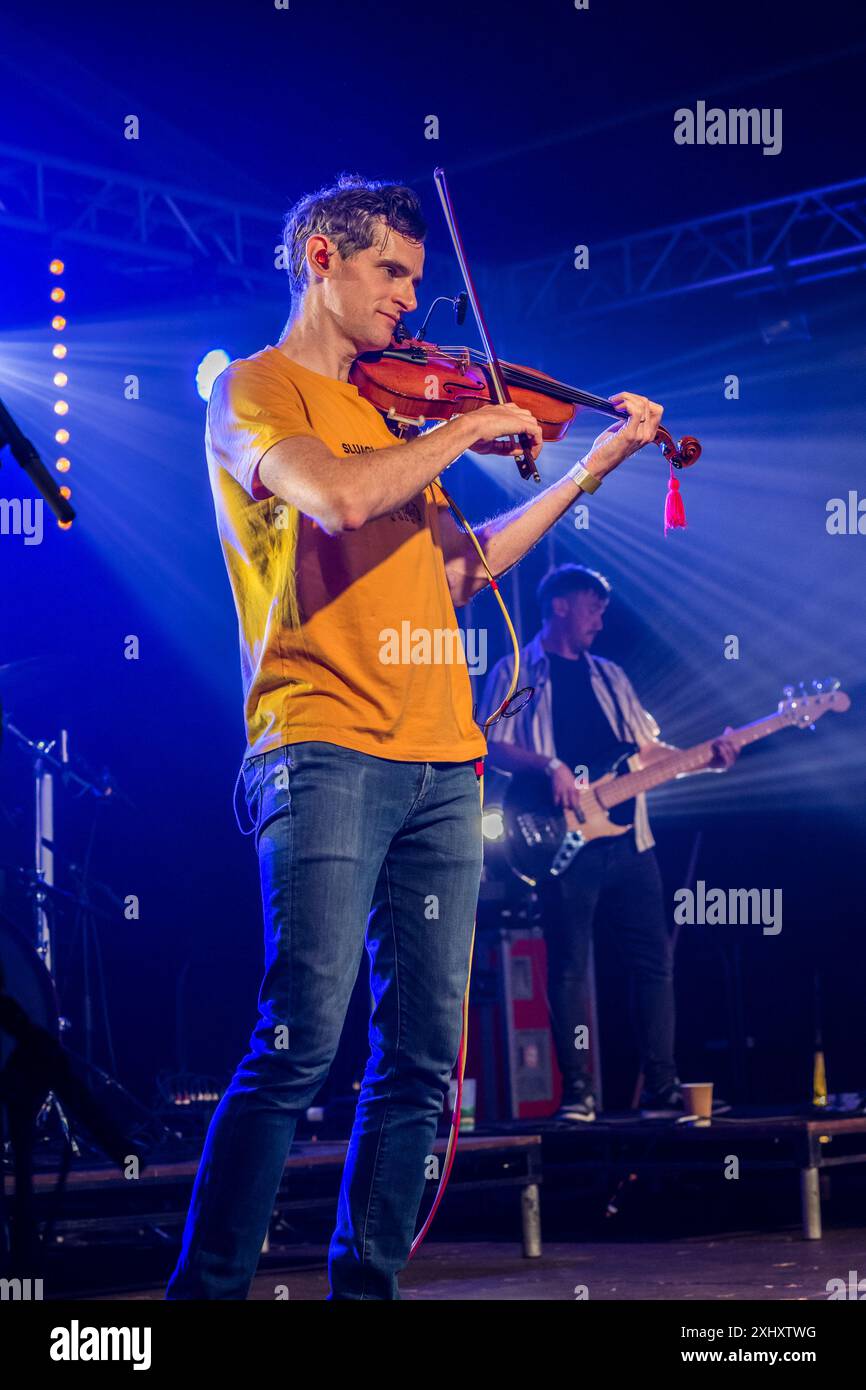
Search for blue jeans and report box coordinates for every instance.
[166,741,483,1300]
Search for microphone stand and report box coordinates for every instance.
[1,712,118,1140]
[0,396,75,525]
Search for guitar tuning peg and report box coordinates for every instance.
[782,685,795,699]
[811,679,823,692]
[827,676,840,690]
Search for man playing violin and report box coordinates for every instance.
[167,173,664,1301]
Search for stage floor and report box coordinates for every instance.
[86,1226,866,1301]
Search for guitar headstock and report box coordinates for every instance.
[779,678,851,728]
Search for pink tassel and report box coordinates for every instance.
[664,465,686,534]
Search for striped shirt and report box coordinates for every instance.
[480,631,661,852]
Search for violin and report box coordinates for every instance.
[349,336,701,474]
[350,167,701,494]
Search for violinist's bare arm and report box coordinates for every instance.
[439,471,592,607]
[258,401,542,534]
[440,392,663,606]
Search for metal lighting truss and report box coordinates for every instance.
[0,142,288,288]
[1,146,863,314]
[0,144,455,294]
[488,175,866,325]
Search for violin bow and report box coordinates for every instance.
[432,170,701,483]
[432,167,541,483]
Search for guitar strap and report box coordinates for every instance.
[591,657,629,743]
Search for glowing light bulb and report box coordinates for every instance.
[49,259,65,275]
[52,344,68,359]
[55,428,70,443]
[53,371,68,387]
[51,315,66,331]
[195,348,232,402]
[50,287,66,303]
[481,809,505,841]
[53,400,69,415]
[56,457,71,472]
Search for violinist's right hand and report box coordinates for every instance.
[461,402,544,460]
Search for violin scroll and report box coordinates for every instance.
[656,427,701,469]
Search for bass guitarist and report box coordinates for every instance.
[482,563,738,1121]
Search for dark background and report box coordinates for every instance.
[1,0,864,1117]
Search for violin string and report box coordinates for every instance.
[503,368,618,415]
[437,345,621,417]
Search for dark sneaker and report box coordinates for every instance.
[640,1081,732,1119]
[639,1082,687,1119]
[555,1082,597,1123]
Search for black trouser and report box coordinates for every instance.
[538,833,676,1097]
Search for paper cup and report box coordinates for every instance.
[681,1082,713,1119]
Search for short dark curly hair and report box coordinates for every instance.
[281,173,427,305]
[537,563,612,618]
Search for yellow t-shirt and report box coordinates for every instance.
[206,345,487,763]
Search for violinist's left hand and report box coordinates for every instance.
[583,392,664,477]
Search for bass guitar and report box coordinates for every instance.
[502,683,850,885]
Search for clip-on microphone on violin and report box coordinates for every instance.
[413,291,468,343]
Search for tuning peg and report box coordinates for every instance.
[827,676,840,691]
[782,685,795,699]
[811,679,823,692]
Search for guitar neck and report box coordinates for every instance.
[597,710,796,809]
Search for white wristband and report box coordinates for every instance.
[566,455,603,494]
